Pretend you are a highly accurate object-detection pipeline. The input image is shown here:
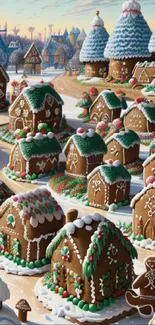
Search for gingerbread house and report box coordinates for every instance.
[9,83,64,133]
[123,98,155,133]
[45,209,137,310]
[131,184,155,240]
[63,128,107,178]
[104,0,152,80]
[7,132,62,178]
[80,11,109,78]
[89,90,122,124]
[0,187,64,269]
[0,180,14,205]
[24,43,42,75]
[131,61,155,85]
[0,65,9,110]
[143,154,155,186]
[87,161,131,209]
[103,130,140,165]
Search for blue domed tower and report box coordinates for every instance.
[80,11,109,78]
[104,0,152,80]
[149,30,155,59]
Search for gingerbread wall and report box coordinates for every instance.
[133,188,155,240]
[8,144,26,173]
[103,140,122,163]
[27,155,59,175]
[143,160,155,186]
[84,62,109,78]
[65,141,87,177]
[90,97,121,123]
[124,144,139,165]
[109,58,145,80]
[133,66,155,84]
[124,108,147,133]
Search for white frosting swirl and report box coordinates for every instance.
[92,14,104,28]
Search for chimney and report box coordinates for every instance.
[66,209,78,223]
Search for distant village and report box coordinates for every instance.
[0,23,87,74]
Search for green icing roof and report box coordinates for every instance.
[88,163,131,184]
[115,130,140,149]
[137,61,155,67]
[140,101,155,123]
[65,132,107,157]
[23,83,64,113]
[101,90,122,110]
[46,217,137,279]
[19,136,62,160]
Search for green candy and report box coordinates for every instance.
[34,260,42,268]
[72,298,79,305]
[67,295,74,302]
[82,304,89,311]
[58,287,64,295]
[28,262,35,269]
[78,300,85,309]
[21,259,26,267]
[89,304,97,312]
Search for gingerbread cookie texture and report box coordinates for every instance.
[126,256,155,318]
[0,278,21,324]
[9,83,64,133]
[123,98,155,133]
[63,128,107,178]
[0,65,9,110]
[16,299,31,323]
[89,90,122,124]
[0,186,64,274]
[103,129,140,165]
[45,209,137,318]
[130,183,155,240]
[104,0,152,80]
[0,180,14,206]
[143,154,155,186]
[7,131,62,177]
[24,43,42,75]
[131,61,155,86]
[87,160,131,209]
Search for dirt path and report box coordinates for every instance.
[53,74,155,102]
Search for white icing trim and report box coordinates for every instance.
[143,153,155,168]
[130,183,155,208]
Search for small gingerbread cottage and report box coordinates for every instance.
[104,0,152,80]
[143,154,155,186]
[0,65,9,110]
[9,83,64,133]
[0,187,64,267]
[131,183,155,240]
[103,130,140,165]
[63,128,107,178]
[80,11,109,78]
[87,161,131,209]
[89,90,122,124]
[24,43,42,75]
[7,132,62,177]
[123,98,155,133]
[46,209,137,309]
[131,61,155,86]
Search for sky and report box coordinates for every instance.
[0,0,155,39]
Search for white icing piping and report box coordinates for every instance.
[143,153,155,168]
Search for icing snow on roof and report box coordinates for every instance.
[135,61,155,68]
[80,13,109,63]
[149,30,155,54]
[90,90,123,111]
[142,152,155,168]
[123,100,155,123]
[21,83,64,113]
[130,182,155,208]
[106,130,140,149]
[63,130,107,157]
[46,213,137,277]
[18,132,62,160]
[104,0,152,59]
[87,163,131,184]
[0,186,63,229]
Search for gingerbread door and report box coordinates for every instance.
[15,118,24,130]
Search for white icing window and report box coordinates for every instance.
[23,109,29,118]
[45,109,51,118]
[20,100,25,108]
[15,107,21,117]
[55,108,59,116]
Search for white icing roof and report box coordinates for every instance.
[122,0,141,13]
[143,153,155,168]
[130,182,155,208]
[92,13,104,28]
[64,213,105,235]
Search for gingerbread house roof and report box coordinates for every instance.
[17,132,62,161]
[0,64,9,82]
[104,0,152,59]
[123,99,155,123]
[142,153,155,168]
[9,83,64,114]
[130,182,155,208]
[87,163,131,184]
[105,130,140,149]
[80,12,109,63]
[149,30,155,54]
[0,186,64,230]
[135,61,155,68]
[90,90,123,111]
[24,42,42,62]
[63,130,107,157]
[46,213,137,278]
